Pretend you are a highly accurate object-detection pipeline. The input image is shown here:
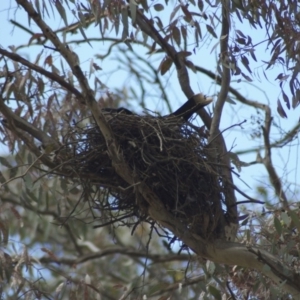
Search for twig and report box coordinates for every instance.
[0,48,82,100]
[261,125,289,210]
[0,152,44,188]
[208,120,247,146]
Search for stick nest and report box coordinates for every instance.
[58,111,224,239]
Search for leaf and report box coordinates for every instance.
[140,0,149,11]
[93,63,102,71]
[236,37,246,45]
[159,57,173,75]
[280,211,291,227]
[44,55,53,67]
[55,0,68,27]
[185,60,197,73]
[277,99,287,118]
[225,96,236,104]
[121,7,129,40]
[51,65,60,75]
[0,156,12,168]
[289,210,300,231]
[170,4,181,22]
[206,260,215,275]
[177,51,192,58]
[9,167,18,179]
[37,77,45,95]
[28,33,44,45]
[241,217,248,226]
[198,0,204,11]
[208,285,222,300]
[274,216,282,235]
[181,5,193,23]
[0,220,9,245]
[194,21,202,40]
[236,29,246,38]
[241,55,252,74]
[129,0,137,24]
[181,26,187,47]
[154,3,164,11]
[206,24,217,38]
[282,91,290,109]
[241,72,252,82]
[228,152,241,172]
[172,26,181,46]
[78,22,92,47]
[292,89,300,108]
[23,174,34,190]
[249,49,257,62]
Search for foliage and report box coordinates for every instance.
[0,0,300,299]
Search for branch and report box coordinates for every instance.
[0,95,59,149]
[39,247,191,265]
[207,240,300,296]
[209,0,231,140]
[1,192,84,255]
[0,48,82,100]
[261,125,289,210]
[205,1,237,228]
[149,275,206,298]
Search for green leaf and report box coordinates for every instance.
[23,174,34,191]
[274,216,282,235]
[130,0,137,23]
[121,8,129,40]
[289,210,300,231]
[9,167,18,179]
[0,157,12,168]
[208,285,222,300]
[206,260,215,275]
[55,0,68,27]
[0,220,9,245]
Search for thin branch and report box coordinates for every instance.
[0,95,59,149]
[205,0,238,227]
[0,152,44,188]
[1,193,84,255]
[209,0,231,140]
[149,275,206,298]
[39,247,191,265]
[0,48,82,100]
[261,125,289,210]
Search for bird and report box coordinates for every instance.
[100,93,212,122]
[170,94,212,121]
[101,107,134,115]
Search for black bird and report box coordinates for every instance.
[100,94,212,122]
[101,107,134,115]
[170,94,212,121]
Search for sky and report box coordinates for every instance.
[0,0,299,207]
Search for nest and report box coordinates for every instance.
[58,111,224,240]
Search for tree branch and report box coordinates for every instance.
[0,48,82,99]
